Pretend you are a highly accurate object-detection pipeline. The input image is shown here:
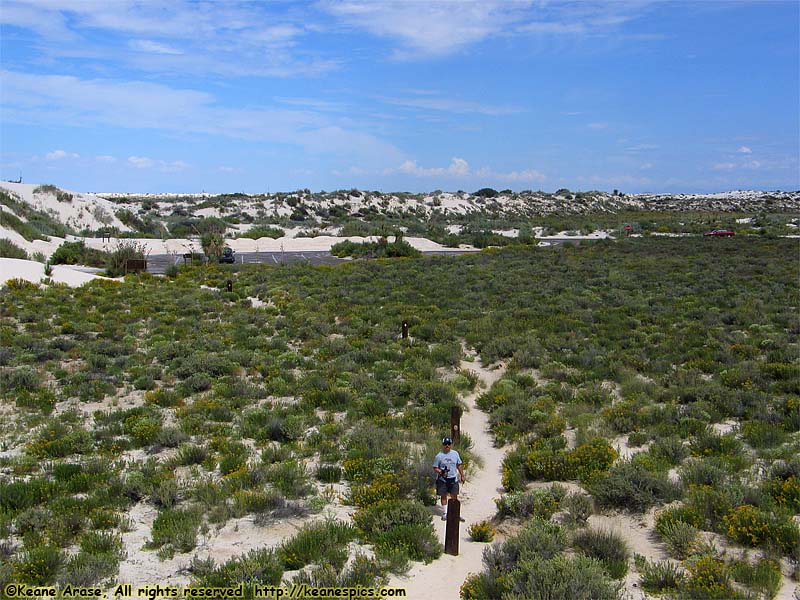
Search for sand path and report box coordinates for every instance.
[389,351,506,600]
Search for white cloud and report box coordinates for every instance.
[588,122,609,129]
[387,157,545,183]
[1,70,405,167]
[218,166,242,173]
[640,163,654,170]
[322,1,530,58]
[738,146,752,154]
[128,156,155,169]
[379,95,521,116]
[95,155,116,163]
[712,162,736,171]
[127,156,188,172]
[129,40,183,55]
[45,149,79,160]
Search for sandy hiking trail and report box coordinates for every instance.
[389,350,506,600]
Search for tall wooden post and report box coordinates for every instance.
[226,279,233,293]
[401,321,409,339]
[450,406,462,444]
[444,499,461,556]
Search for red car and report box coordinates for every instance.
[703,229,735,237]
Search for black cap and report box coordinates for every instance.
[442,437,453,445]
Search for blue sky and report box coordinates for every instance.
[1,0,798,194]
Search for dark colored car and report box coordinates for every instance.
[703,229,735,237]
[219,247,236,263]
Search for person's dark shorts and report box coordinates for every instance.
[436,477,459,496]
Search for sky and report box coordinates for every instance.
[0,0,798,194]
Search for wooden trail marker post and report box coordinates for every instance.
[444,499,461,556]
[451,406,461,444]
[401,320,409,339]
[226,279,233,293]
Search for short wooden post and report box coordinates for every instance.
[450,406,462,444]
[226,279,233,293]
[444,499,460,556]
[401,320,409,339]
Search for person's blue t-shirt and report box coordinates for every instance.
[433,449,462,480]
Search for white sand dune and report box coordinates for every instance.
[0,258,117,287]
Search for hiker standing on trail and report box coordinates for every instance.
[433,437,465,520]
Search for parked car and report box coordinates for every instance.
[219,247,236,263]
[703,229,735,237]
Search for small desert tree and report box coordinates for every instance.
[106,241,146,277]
[201,232,225,261]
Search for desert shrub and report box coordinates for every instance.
[0,239,28,259]
[291,554,387,591]
[657,520,699,558]
[468,520,496,542]
[627,431,648,447]
[237,226,285,239]
[105,240,146,277]
[176,444,209,466]
[572,528,630,579]
[352,499,431,540]
[561,492,594,526]
[315,464,342,483]
[495,487,560,520]
[729,557,782,600]
[190,548,283,592]
[461,553,621,600]
[49,241,108,267]
[723,504,800,554]
[740,420,787,449]
[349,474,400,507]
[58,552,119,586]
[566,438,618,481]
[678,554,737,600]
[330,238,420,259]
[147,507,202,557]
[648,435,689,466]
[502,518,567,562]
[1,367,39,393]
[374,522,442,564]
[763,474,800,513]
[589,460,680,512]
[266,460,313,498]
[26,420,93,458]
[635,555,684,595]
[277,520,355,570]
[78,530,125,560]
[12,544,64,584]
[679,458,728,489]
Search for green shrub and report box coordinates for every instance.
[147,507,202,557]
[277,520,355,570]
[589,460,680,512]
[635,555,684,595]
[190,548,283,592]
[502,518,567,562]
[374,522,442,564]
[572,528,630,579]
[729,557,782,600]
[657,520,699,558]
[12,544,64,584]
[468,520,496,542]
[315,464,342,483]
[105,240,147,277]
[495,487,560,520]
[50,241,108,267]
[58,552,119,586]
[561,492,594,526]
[678,555,736,600]
[352,499,431,540]
[267,460,313,498]
[461,554,621,600]
[0,239,28,259]
[723,504,800,554]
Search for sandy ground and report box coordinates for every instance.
[0,257,118,286]
[388,352,507,600]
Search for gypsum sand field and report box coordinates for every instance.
[0,238,799,600]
